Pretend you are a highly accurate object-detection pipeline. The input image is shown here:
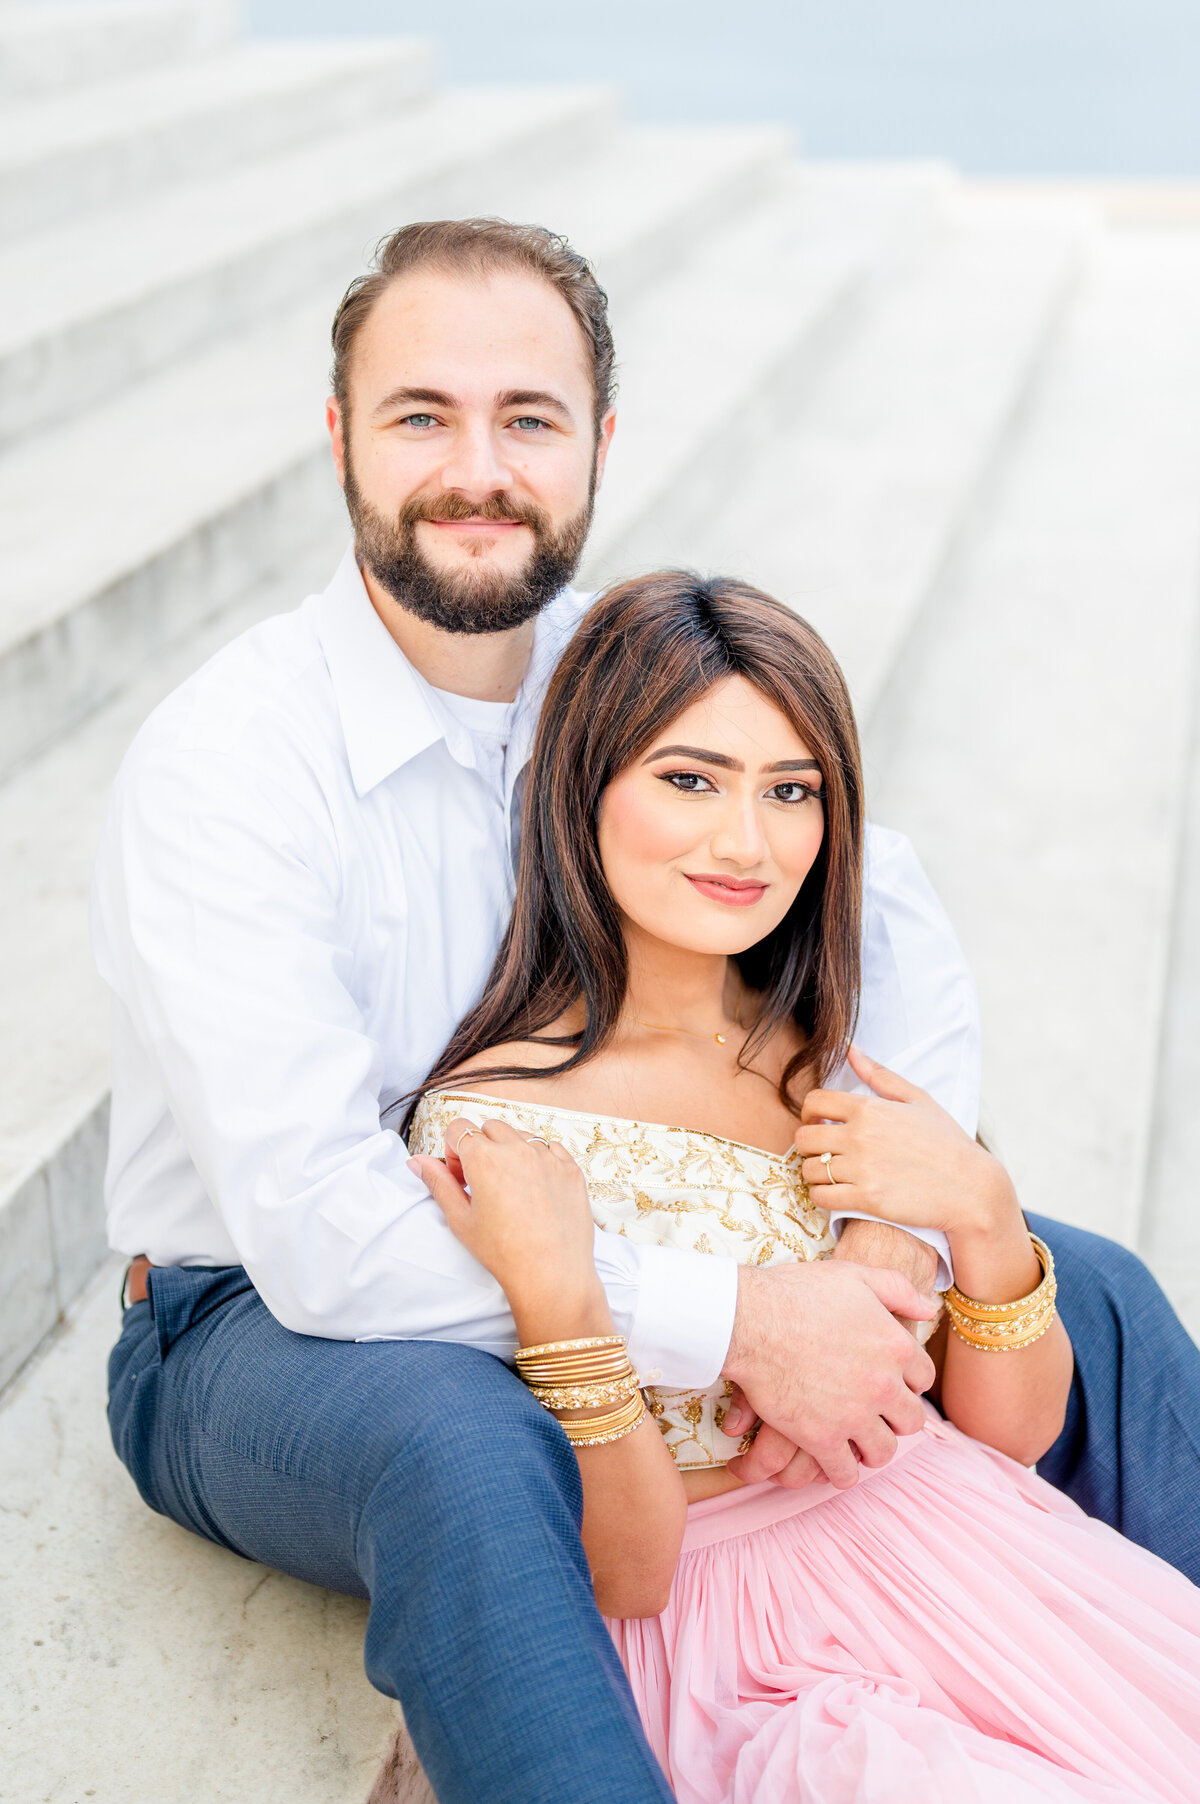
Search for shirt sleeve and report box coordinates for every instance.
[824,824,983,1289]
[92,741,734,1387]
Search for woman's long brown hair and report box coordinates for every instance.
[401,571,864,1132]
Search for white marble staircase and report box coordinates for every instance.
[3,3,1200,1799]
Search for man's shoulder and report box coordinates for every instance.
[862,821,922,896]
[123,592,333,784]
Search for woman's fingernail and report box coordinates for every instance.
[725,1408,745,1434]
[407,1158,421,1176]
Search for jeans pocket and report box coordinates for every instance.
[146,1264,254,1362]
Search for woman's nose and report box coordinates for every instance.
[709,797,768,868]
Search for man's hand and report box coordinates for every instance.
[834,1218,939,1325]
[721,1259,938,1490]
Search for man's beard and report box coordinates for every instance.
[343,455,593,636]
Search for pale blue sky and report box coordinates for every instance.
[247,0,1200,176]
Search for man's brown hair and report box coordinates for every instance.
[330,218,617,434]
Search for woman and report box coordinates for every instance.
[404,572,1200,1802]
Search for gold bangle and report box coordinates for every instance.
[516,1347,633,1375]
[517,1350,636,1389]
[944,1234,1058,1351]
[945,1234,1054,1319]
[518,1356,634,1383]
[561,1392,647,1447]
[948,1308,1058,1352]
[529,1380,641,1410]
[516,1335,626,1360]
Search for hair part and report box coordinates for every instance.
[403,572,864,1133]
[330,217,617,436]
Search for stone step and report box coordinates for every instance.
[0,81,615,449]
[0,1256,425,1804]
[861,229,1200,1285]
[0,122,789,784]
[583,166,879,584]
[0,0,234,103]
[0,35,436,244]
[1140,615,1200,1343]
[0,126,832,1388]
[660,190,1086,718]
[0,553,333,1393]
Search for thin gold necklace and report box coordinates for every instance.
[633,1014,744,1047]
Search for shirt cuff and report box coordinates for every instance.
[625,1245,739,1389]
[827,1212,954,1292]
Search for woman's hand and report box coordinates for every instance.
[796,1046,1020,1244]
[409,1118,606,1340]
[801,1050,1074,1466]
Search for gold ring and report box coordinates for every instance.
[820,1152,838,1185]
[456,1127,485,1149]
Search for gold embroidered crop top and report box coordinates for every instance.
[408,1089,836,1470]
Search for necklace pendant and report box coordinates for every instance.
[715,1033,726,1045]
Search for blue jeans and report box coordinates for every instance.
[1028,1213,1200,1582]
[107,1266,673,1804]
[107,1223,1200,1803]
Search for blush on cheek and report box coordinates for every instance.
[600,778,692,862]
[783,817,825,884]
[596,776,699,917]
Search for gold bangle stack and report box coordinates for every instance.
[515,1335,647,1446]
[944,1233,1058,1351]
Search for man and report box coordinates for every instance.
[95,220,1200,1804]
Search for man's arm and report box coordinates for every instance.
[822,823,982,1288]
[720,825,977,1482]
[93,740,735,1379]
[834,1217,939,1296]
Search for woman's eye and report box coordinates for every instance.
[768,782,823,805]
[662,771,715,794]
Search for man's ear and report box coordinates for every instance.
[326,396,347,490]
[592,408,617,492]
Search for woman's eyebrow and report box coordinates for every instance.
[643,745,822,774]
[645,744,740,770]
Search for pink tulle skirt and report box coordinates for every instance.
[606,1408,1200,1802]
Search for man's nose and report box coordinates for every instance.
[438,421,514,499]
[709,795,768,868]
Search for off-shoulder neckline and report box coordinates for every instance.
[423,1088,802,1168]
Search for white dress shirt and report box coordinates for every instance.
[92,548,978,1388]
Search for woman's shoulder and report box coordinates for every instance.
[435,1035,577,1103]
[408,1040,594,1158]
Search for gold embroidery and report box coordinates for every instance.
[409,1087,836,1469]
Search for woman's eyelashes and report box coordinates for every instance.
[657,771,823,805]
[767,781,825,806]
[660,770,715,794]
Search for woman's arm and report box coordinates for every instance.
[934,1190,1072,1464]
[409,1119,687,1617]
[797,1049,1073,1465]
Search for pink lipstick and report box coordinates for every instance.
[685,874,768,908]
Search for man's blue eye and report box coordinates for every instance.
[404,414,435,428]
[513,417,547,430]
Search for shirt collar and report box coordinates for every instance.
[308,544,590,798]
[309,546,443,796]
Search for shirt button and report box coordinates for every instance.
[644,1368,663,1382]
